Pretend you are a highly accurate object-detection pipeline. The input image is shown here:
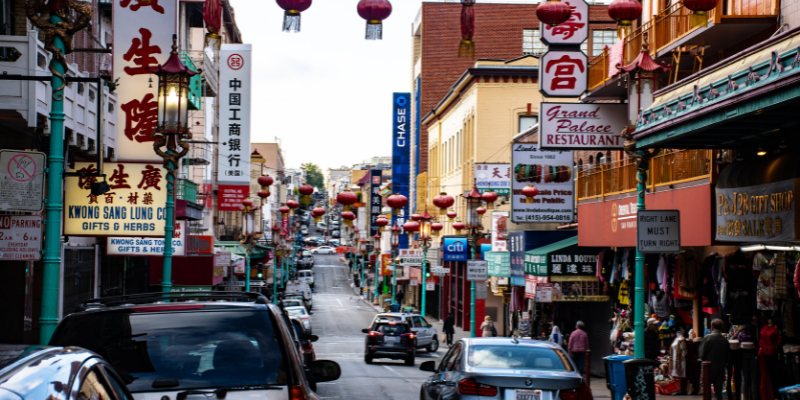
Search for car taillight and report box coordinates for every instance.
[132,305,205,312]
[369,331,384,337]
[402,333,415,339]
[289,385,309,400]
[458,378,498,397]
[301,342,313,351]
[560,383,593,400]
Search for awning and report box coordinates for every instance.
[632,26,800,150]
[524,236,578,276]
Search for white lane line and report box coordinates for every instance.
[337,298,343,307]
[382,365,405,378]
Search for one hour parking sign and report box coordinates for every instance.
[637,210,681,253]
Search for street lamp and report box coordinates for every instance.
[418,210,434,317]
[461,185,485,337]
[373,233,382,301]
[238,198,257,292]
[150,35,198,294]
[360,238,369,295]
[390,223,400,303]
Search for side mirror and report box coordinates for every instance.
[362,328,369,334]
[309,334,319,343]
[310,360,341,382]
[419,360,437,372]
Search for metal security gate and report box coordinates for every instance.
[100,253,150,297]
[63,248,95,315]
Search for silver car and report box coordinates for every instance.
[371,312,439,352]
[0,346,134,400]
[419,338,589,400]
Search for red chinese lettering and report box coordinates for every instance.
[143,192,154,205]
[109,164,131,189]
[545,55,585,91]
[120,93,158,143]
[120,0,165,14]
[76,164,98,190]
[545,7,584,40]
[138,165,163,191]
[492,168,501,179]
[122,28,162,76]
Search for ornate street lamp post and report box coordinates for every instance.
[271,223,281,303]
[360,239,369,295]
[150,35,198,294]
[418,211,433,317]
[373,233,382,301]
[238,198,257,292]
[390,223,400,303]
[462,186,485,337]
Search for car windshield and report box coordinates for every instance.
[467,345,574,371]
[378,315,403,322]
[50,310,291,392]
[374,324,408,335]
[286,308,307,316]
[284,300,303,307]
[302,252,311,257]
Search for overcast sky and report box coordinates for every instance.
[233,0,427,171]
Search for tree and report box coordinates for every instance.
[301,163,324,190]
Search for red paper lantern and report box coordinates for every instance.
[257,190,270,199]
[312,207,326,223]
[276,0,312,33]
[237,204,245,211]
[257,174,274,187]
[522,185,539,204]
[432,192,455,212]
[299,183,314,205]
[403,220,420,241]
[242,199,253,207]
[683,0,717,26]
[411,213,422,221]
[476,206,487,215]
[537,0,572,27]
[387,193,408,210]
[337,189,358,211]
[279,205,290,215]
[452,221,465,234]
[287,199,300,209]
[431,222,444,236]
[446,211,457,221]
[459,0,476,58]
[608,0,642,38]
[357,0,392,40]
[481,190,498,210]
[375,216,390,229]
[341,211,357,227]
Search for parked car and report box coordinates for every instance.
[316,222,327,231]
[285,306,312,332]
[419,338,588,400]
[0,346,134,400]
[311,246,336,255]
[362,321,417,365]
[301,227,309,236]
[331,230,340,238]
[281,299,305,309]
[288,317,317,381]
[298,269,314,288]
[371,312,439,352]
[49,292,340,399]
[285,281,313,310]
[298,253,314,270]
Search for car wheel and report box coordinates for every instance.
[426,337,439,352]
[365,355,373,364]
[405,356,415,366]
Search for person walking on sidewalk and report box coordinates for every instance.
[480,316,496,337]
[645,318,661,361]
[701,318,731,400]
[443,315,455,346]
[568,321,589,378]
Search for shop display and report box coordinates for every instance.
[514,164,572,183]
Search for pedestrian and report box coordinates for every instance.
[443,315,455,346]
[759,318,782,399]
[644,318,661,360]
[396,289,404,305]
[700,318,731,400]
[568,321,589,378]
[736,319,759,400]
[480,316,496,337]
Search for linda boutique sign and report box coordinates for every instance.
[716,179,795,242]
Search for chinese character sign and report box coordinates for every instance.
[219,45,252,185]
[540,0,589,45]
[64,163,168,236]
[369,170,383,237]
[474,163,511,195]
[113,0,177,161]
[539,50,588,97]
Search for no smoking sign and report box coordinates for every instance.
[0,150,46,212]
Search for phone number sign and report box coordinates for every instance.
[0,216,42,260]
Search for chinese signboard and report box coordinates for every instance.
[0,150,45,212]
[511,144,574,223]
[535,283,553,302]
[369,170,383,237]
[474,163,511,195]
[392,93,411,249]
[113,0,177,161]
[0,216,42,260]
[443,237,469,261]
[217,185,249,212]
[64,162,168,236]
[491,211,508,251]
[539,50,587,97]
[466,260,488,281]
[540,0,588,45]
[107,220,186,256]
[637,210,681,253]
[539,103,627,150]
[486,251,510,277]
[716,179,795,242]
[548,249,599,280]
[218,44,252,185]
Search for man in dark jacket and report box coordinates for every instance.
[644,318,661,360]
[443,315,455,346]
[701,319,731,400]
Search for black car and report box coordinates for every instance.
[362,321,417,366]
[49,292,340,399]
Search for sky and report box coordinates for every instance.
[233,0,427,171]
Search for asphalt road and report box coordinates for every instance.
[309,252,440,400]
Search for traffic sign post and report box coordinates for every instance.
[430,266,450,276]
[466,260,488,281]
[637,210,681,254]
[0,150,46,212]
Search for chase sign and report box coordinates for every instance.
[442,237,468,261]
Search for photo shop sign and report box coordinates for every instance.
[511,144,574,223]
[539,103,627,150]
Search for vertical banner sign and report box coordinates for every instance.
[539,103,627,150]
[218,44,252,194]
[113,0,177,161]
[392,93,411,249]
[511,144,574,223]
[369,170,383,237]
[507,232,526,286]
[474,164,511,195]
[491,211,508,251]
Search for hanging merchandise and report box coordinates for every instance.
[700,253,719,314]
[775,252,787,299]
[276,0,313,33]
[753,252,777,310]
[724,250,753,323]
[458,0,476,58]
[357,0,393,40]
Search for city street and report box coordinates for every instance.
[310,253,439,400]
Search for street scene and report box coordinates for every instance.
[2,0,800,399]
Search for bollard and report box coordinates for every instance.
[702,361,711,400]
[585,350,591,384]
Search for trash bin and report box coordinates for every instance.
[390,303,400,312]
[623,358,660,400]
[603,355,633,400]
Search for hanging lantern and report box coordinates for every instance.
[431,222,444,237]
[203,0,222,49]
[387,193,408,216]
[312,207,326,223]
[536,0,572,27]
[403,220,420,242]
[608,0,642,39]
[276,0,312,33]
[257,189,270,199]
[476,206,487,216]
[459,0,476,58]
[683,0,717,27]
[279,205,291,215]
[242,198,253,212]
[446,210,457,221]
[452,220,465,235]
[357,0,392,40]
[299,183,314,205]
[481,190,498,210]
[375,216,390,232]
[337,189,358,212]
[341,211,356,227]
[522,185,539,204]
[432,192,455,214]
[287,199,300,215]
[258,174,274,187]
[411,213,422,222]
[237,204,245,212]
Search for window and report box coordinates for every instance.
[522,29,546,56]
[592,30,618,56]
[79,370,116,400]
[77,82,84,95]
[467,345,574,371]
[519,115,538,134]
[0,0,15,36]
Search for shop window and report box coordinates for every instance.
[519,115,538,134]
[592,30,618,56]
[522,29,546,56]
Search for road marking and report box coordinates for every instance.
[337,299,343,307]
[382,365,405,378]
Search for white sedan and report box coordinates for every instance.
[311,246,336,255]
[285,306,312,331]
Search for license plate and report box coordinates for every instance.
[516,390,542,400]
[385,336,398,343]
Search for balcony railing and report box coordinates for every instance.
[577,149,712,200]
[176,179,198,203]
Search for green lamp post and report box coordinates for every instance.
[390,223,400,303]
[462,186,485,338]
[418,211,433,317]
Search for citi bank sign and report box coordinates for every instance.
[443,237,468,261]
